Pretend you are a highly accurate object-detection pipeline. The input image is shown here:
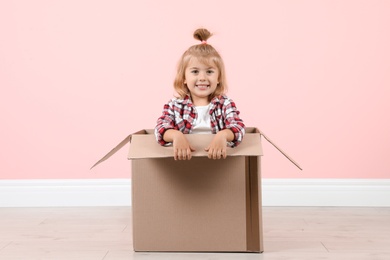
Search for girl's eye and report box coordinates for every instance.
[207,70,214,74]
[191,70,199,74]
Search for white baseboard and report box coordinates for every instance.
[0,179,389,207]
[262,179,390,207]
[0,179,132,207]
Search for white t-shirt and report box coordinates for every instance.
[192,105,212,134]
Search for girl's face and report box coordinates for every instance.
[184,58,219,106]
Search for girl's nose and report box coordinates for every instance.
[199,71,206,80]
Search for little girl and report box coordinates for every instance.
[155,28,245,161]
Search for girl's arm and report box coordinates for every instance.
[222,98,245,147]
[155,101,176,146]
[155,99,195,160]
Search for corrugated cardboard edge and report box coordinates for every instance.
[245,156,262,252]
[90,128,302,171]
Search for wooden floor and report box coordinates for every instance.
[0,207,389,260]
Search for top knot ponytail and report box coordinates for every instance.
[193,28,212,43]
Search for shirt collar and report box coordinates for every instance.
[178,94,224,105]
[210,95,224,105]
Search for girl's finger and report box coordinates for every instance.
[222,149,227,159]
[186,148,192,160]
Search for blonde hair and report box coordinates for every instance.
[174,28,228,100]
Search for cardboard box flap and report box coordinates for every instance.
[90,129,146,169]
[257,129,302,170]
[128,132,263,159]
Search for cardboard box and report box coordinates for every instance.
[92,127,301,252]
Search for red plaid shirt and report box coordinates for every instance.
[155,95,245,147]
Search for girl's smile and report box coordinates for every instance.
[195,84,210,90]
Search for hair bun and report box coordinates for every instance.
[193,28,212,42]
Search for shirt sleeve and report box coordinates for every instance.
[222,98,245,147]
[155,100,176,146]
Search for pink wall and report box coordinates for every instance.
[1,1,389,179]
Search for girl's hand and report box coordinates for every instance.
[205,130,234,160]
[163,130,195,160]
[173,133,195,160]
